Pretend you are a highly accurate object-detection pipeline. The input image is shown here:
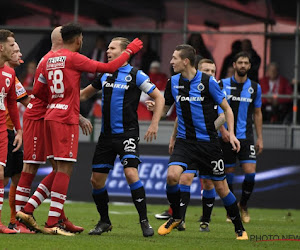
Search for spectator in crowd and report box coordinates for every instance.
[148,61,168,91]
[225,66,235,78]
[20,61,37,89]
[260,62,293,124]
[138,61,168,120]
[130,34,159,74]
[241,39,261,82]
[87,35,108,81]
[169,34,214,77]
[187,34,214,61]
[81,35,108,118]
[220,40,241,79]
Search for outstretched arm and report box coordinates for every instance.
[95,38,143,73]
[80,85,98,102]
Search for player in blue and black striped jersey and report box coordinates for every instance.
[80,37,165,237]
[157,44,248,240]
[218,51,263,224]
[151,59,225,232]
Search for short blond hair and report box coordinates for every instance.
[111,37,130,50]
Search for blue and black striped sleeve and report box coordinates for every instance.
[91,73,104,90]
[164,79,174,106]
[209,76,225,105]
[254,83,262,108]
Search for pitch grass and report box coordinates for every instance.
[0,201,299,250]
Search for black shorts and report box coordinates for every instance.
[4,129,23,177]
[92,133,141,173]
[219,138,256,167]
[169,138,225,180]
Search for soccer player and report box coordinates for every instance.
[0,29,22,234]
[3,42,33,233]
[219,51,263,223]
[157,44,248,240]
[16,26,90,234]
[148,59,224,232]
[80,37,164,237]
[21,23,143,236]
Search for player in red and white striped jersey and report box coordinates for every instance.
[18,23,143,236]
[3,42,34,234]
[0,29,22,234]
[16,27,91,234]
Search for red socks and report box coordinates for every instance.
[47,172,70,226]
[15,172,35,212]
[24,171,56,214]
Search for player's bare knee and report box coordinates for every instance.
[124,168,139,184]
[90,177,98,188]
[23,163,39,174]
[91,172,106,189]
[242,163,256,173]
[3,177,9,187]
[225,167,235,174]
[167,173,180,185]
[203,179,214,190]
[214,181,228,197]
[179,174,193,185]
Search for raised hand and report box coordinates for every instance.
[126,38,143,55]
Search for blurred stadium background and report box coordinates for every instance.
[1,0,300,210]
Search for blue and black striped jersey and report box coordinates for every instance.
[164,70,225,142]
[219,76,262,139]
[92,64,156,135]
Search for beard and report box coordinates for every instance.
[236,68,249,77]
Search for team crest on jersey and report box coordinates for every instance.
[125,74,132,82]
[248,87,254,94]
[197,82,205,92]
[5,78,10,87]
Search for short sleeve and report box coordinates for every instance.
[254,84,262,108]
[136,70,156,94]
[208,76,225,105]
[164,79,174,106]
[91,74,103,90]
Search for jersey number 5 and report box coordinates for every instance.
[49,69,64,94]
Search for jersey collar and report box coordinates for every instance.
[181,69,200,82]
[231,75,249,84]
[118,63,132,72]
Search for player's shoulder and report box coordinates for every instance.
[15,77,27,98]
[221,77,231,85]
[170,73,181,82]
[1,65,15,75]
[249,78,260,86]
[49,48,76,59]
[37,51,53,69]
[136,68,149,79]
[248,78,261,91]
